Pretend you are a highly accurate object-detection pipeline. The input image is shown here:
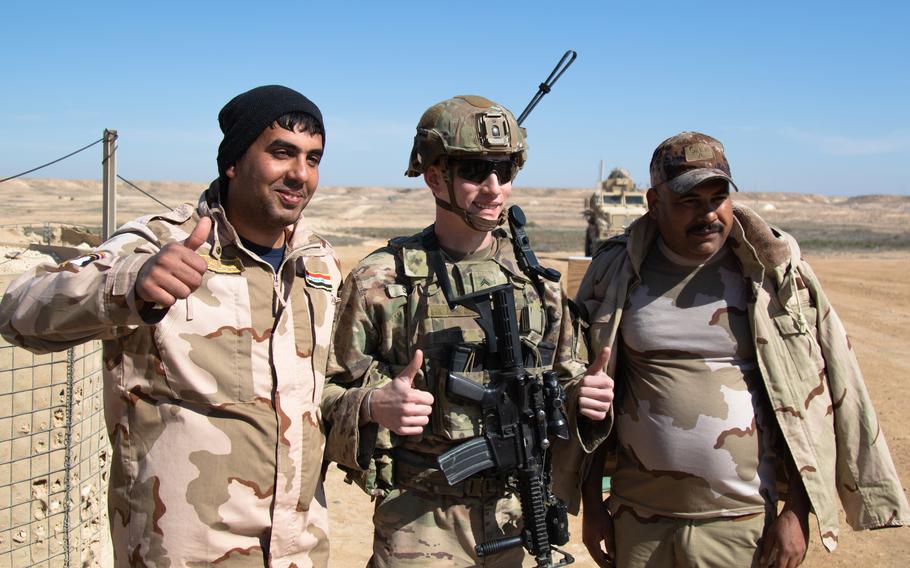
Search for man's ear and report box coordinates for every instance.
[646,188,659,219]
[424,166,445,197]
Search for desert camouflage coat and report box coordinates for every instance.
[0,182,342,567]
[321,227,602,489]
[563,204,909,551]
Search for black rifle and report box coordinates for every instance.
[435,282,574,567]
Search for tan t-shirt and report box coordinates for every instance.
[611,240,780,518]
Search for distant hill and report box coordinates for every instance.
[1,179,907,254]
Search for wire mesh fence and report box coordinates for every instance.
[0,339,110,568]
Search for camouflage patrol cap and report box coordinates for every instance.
[649,132,739,194]
[405,95,527,177]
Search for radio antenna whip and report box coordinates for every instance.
[516,50,577,126]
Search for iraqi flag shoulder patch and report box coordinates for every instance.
[304,270,332,291]
[63,251,111,269]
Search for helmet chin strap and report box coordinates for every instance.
[435,159,506,233]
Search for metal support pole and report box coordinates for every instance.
[102,129,118,239]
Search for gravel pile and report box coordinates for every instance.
[0,246,57,275]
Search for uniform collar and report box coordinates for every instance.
[623,204,794,285]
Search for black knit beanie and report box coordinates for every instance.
[216,85,324,177]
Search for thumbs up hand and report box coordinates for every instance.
[135,216,212,307]
[367,349,435,436]
[182,216,212,251]
[577,347,615,421]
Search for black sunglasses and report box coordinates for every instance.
[451,158,519,184]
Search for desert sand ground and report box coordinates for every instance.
[1,179,908,566]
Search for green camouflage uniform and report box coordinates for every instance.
[322,227,593,567]
[0,181,342,567]
[560,204,909,553]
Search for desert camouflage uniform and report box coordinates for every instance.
[559,204,909,552]
[322,227,594,566]
[610,240,783,518]
[0,181,342,567]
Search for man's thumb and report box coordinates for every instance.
[183,216,212,251]
[587,346,611,375]
[398,349,424,386]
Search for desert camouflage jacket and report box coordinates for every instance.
[322,227,599,493]
[0,182,342,567]
[563,204,908,551]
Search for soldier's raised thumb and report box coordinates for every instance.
[398,349,424,387]
[587,346,611,376]
[183,216,212,251]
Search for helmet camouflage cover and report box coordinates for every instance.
[405,95,528,177]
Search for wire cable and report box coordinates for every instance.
[116,175,173,210]
[0,138,104,184]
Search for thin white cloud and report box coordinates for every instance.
[5,109,103,123]
[326,115,413,143]
[780,127,910,156]
[125,129,219,144]
[5,114,48,123]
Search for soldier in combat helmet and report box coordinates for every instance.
[322,95,615,566]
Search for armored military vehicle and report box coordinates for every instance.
[583,165,648,255]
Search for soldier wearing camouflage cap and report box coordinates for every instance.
[322,95,614,566]
[560,132,909,567]
[0,85,342,566]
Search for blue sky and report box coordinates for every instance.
[1,1,907,195]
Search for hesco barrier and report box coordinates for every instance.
[0,339,112,567]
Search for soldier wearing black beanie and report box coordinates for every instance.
[0,83,341,567]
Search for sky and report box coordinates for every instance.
[1,1,908,196]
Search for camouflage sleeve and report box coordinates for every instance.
[322,267,390,471]
[547,281,611,453]
[573,242,627,325]
[800,260,910,529]
[0,227,166,354]
[570,242,633,446]
[549,246,630,513]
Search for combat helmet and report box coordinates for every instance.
[405,95,527,231]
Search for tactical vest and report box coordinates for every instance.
[365,228,557,496]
